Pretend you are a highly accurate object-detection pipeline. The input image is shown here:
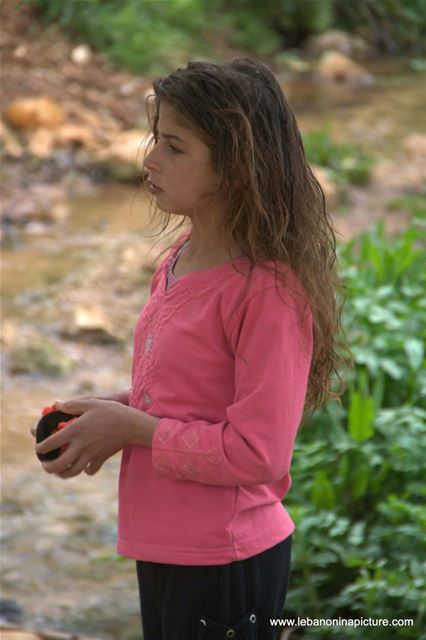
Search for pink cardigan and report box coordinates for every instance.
[117,230,313,565]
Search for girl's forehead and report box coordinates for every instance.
[158,103,198,141]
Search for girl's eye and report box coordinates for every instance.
[151,135,182,154]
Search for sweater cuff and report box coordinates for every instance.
[151,418,221,482]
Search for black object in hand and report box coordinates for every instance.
[36,410,76,462]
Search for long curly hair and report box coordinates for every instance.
[140,57,349,413]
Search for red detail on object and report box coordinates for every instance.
[41,404,57,417]
[52,417,77,455]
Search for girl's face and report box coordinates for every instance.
[144,102,224,219]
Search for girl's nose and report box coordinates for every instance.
[144,145,160,172]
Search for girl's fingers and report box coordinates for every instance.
[55,398,97,415]
[56,454,92,479]
[41,444,80,475]
[84,458,104,476]
[35,416,81,457]
[36,431,68,457]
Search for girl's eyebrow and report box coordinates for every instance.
[160,133,187,144]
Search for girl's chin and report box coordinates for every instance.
[153,202,188,217]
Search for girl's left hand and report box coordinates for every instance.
[35,398,132,479]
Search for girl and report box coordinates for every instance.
[35,58,344,639]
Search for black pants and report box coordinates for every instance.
[135,534,292,640]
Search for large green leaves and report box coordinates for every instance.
[286,222,426,638]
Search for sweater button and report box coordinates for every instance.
[144,335,152,353]
[144,393,151,404]
[226,630,236,638]
[200,619,207,626]
[249,613,257,623]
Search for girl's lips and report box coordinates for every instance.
[148,181,163,194]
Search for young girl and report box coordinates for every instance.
[35,58,343,639]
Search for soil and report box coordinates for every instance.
[0,0,153,128]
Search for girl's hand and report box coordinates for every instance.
[30,390,130,438]
[35,398,132,479]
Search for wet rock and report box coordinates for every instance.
[306,30,375,61]
[119,81,138,97]
[1,184,71,229]
[93,129,149,181]
[54,125,95,150]
[70,45,92,66]
[1,321,18,346]
[4,98,66,131]
[27,128,56,158]
[63,304,121,345]
[0,598,23,624]
[13,44,28,59]
[273,52,312,74]
[316,51,374,87]
[0,118,24,158]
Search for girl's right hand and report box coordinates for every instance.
[30,390,130,438]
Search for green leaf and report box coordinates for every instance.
[311,470,336,510]
[348,390,375,441]
[348,521,366,546]
[351,463,370,500]
[380,358,405,380]
[404,338,424,370]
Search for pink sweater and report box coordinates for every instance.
[117,230,313,565]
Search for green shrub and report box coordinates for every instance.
[303,126,375,185]
[9,336,74,376]
[334,0,426,55]
[220,0,333,49]
[28,0,211,74]
[25,0,426,74]
[286,221,426,638]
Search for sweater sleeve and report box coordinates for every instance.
[151,285,313,486]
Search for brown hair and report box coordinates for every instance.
[140,57,350,413]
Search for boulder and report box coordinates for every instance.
[55,124,96,149]
[316,51,374,86]
[27,127,56,158]
[4,97,66,130]
[63,304,121,344]
[93,129,149,180]
[306,29,375,60]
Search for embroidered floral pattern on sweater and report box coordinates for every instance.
[153,421,223,481]
[130,252,235,410]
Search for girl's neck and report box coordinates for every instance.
[184,225,243,266]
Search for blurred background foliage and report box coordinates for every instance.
[288,220,426,638]
[26,0,426,73]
